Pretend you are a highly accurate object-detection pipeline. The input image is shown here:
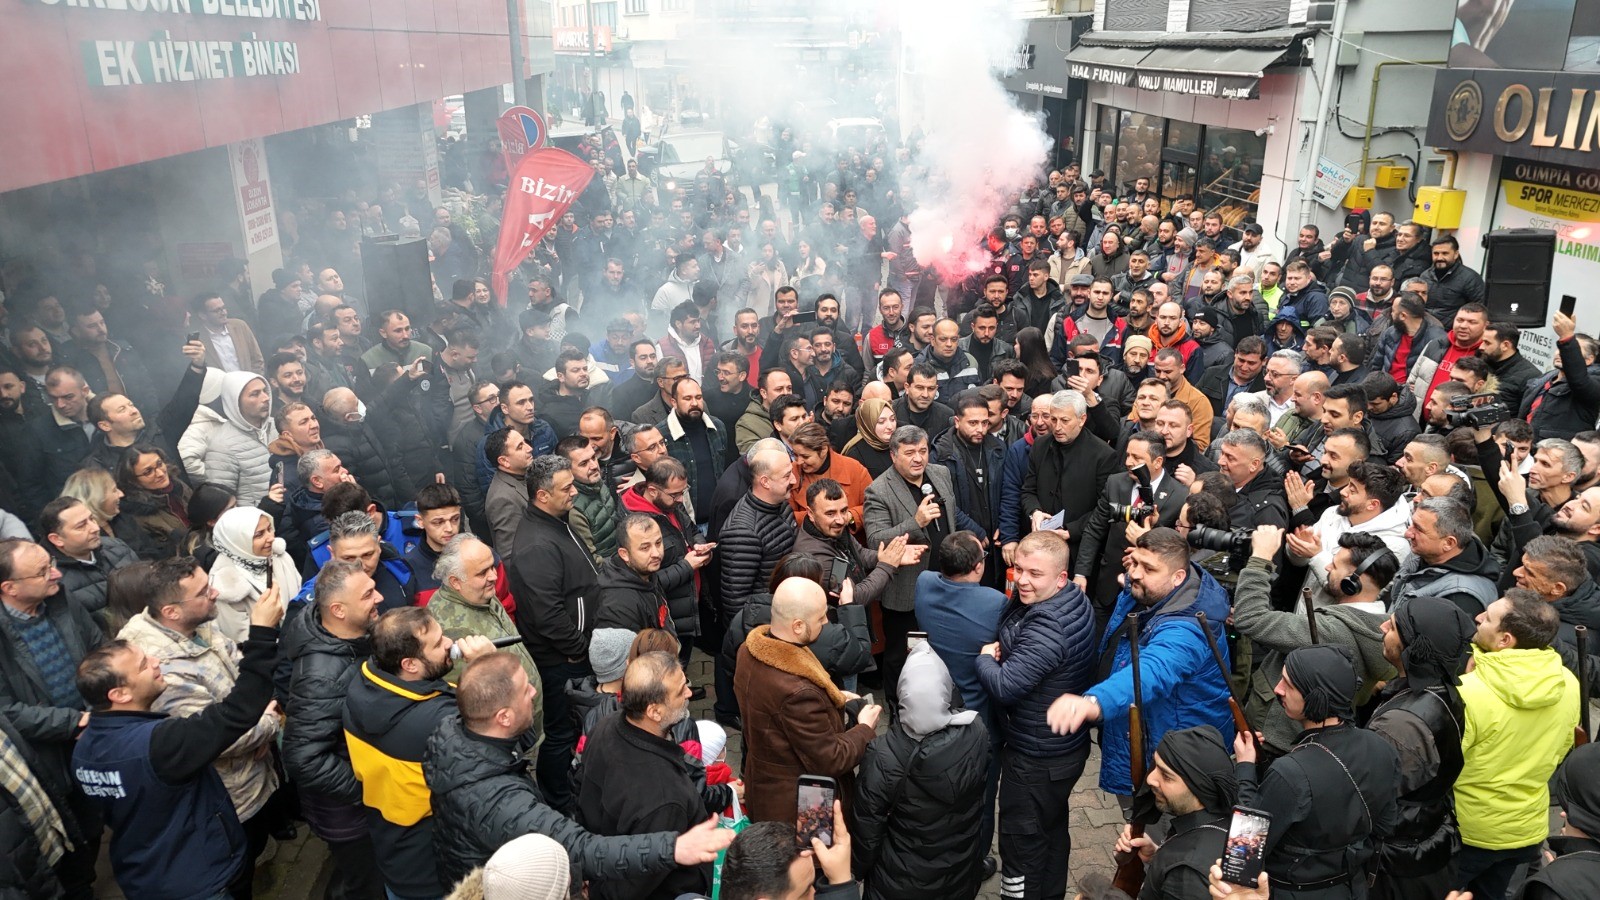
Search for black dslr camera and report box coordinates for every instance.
[1188,525,1252,571]
[1445,392,1511,429]
[1109,463,1157,523]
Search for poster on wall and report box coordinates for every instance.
[1493,157,1600,369]
[229,138,278,257]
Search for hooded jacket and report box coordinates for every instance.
[592,555,690,633]
[424,713,680,889]
[1367,390,1421,464]
[854,646,991,900]
[1282,279,1330,324]
[619,486,700,638]
[191,371,278,506]
[1455,646,1580,849]
[209,505,302,645]
[1265,306,1306,354]
[1551,577,1600,697]
[279,603,369,841]
[1089,566,1237,794]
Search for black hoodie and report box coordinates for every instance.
[1384,538,1502,618]
[1367,389,1420,464]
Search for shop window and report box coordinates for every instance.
[1113,111,1161,195]
[1198,127,1265,225]
[626,0,647,13]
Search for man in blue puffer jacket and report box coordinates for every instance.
[1046,526,1236,807]
[975,531,1097,900]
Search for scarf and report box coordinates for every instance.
[1156,725,1238,816]
[1394,595,1474,690]
[844,398,892,453]
[1284,645,1358,721]
[0,726,69,866]
[212,505,274,578]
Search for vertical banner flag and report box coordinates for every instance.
[496,106,548,177]
[492,147,594,303]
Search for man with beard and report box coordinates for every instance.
[610,339,661,422]
[813,294,868,376]
[1072,429,1189,630]
[662,377,728,525]
[660,301,716,386]
[894,364,955,443]
[1422,235,1486,323]
[1363,596,1476,900]
[9,322,55,415]
[934,392,1008,581]
[1479,320,1542,413]
[1198,334,1266,419]
[1047,528,1236,821]
[361,311,430,375]
[705,351,755,430]
[1230,646,1402,899]
[1113,726,1239,900]
[1521,311,1600,442]
[575,651,725,899]
[1147,302,1205,384]
[1111,248,1158,307]
[720,308,763,387]
[1358,265,1399,323]
[540,350,605,440]
[1286,225,1330,282]
[1013,261,1064,337]
[1234,526,1399,755]
[593,514,709,634]
[1063,277,1122,355]
[1190,308,1233,374]
[865,288,911,375]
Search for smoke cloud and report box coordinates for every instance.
[899,0,1049,279]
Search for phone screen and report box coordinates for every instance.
[1561,294,1578,318]
[907,631,929,652]
[796,778,837,847]
[1065,358,1081,378]
[1220,806,1271,886]
[792,310,818,325]
[829,558,849,594]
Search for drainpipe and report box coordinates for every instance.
[1298,0,1349,228]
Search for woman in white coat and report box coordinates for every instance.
[209,504,302,643]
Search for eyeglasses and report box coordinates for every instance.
[12,565,57,581]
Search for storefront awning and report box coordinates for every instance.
[1067,30,1308,99]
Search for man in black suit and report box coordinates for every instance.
[1071,429,1189,633]
[1197,335,1267,418]
[1013,389,1120,568]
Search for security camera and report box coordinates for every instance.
[1254,125,1275,137]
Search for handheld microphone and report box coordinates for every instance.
[920,483,944,531]
[449,634,527,660]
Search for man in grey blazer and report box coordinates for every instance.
[864,424,982,709]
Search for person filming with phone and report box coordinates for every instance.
[1231,646,1401,899]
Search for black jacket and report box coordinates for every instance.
[717,493,799,620]
[369,374,446,498]
[1336,232,1399,291]
[722,592,875,680]
[592,556,692,633]
[321,416,411,510]
[974,584,1098,757]
[853,718,992,900]
[32,416,90,498]
[1019,431,1120,557]
[1521,336,1600,442]
[0,710,64,899]
[510,505,602,667]
[49,537,140,620]
[450,416,492,531]
[575,713,713,900]
[1368,390,1421,465]
[1233,468,1290,531]
[0,409,50,522]
[1422,262,1486,322]
[1487,351,1542,413]
[1196,362,1264,418]
[280,607,368,806]
[423,713,678,888]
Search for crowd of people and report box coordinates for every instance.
[1,117,1598,900]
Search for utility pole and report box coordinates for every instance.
[506,0,527,106]
[585,0,600,124]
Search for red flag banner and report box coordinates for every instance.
[491,147,595,303]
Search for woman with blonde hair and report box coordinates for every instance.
[61,467,162,559]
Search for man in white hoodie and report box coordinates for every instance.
[180,370,279,506]
[1285,458,1413,600]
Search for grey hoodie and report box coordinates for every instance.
[898,643,978,740]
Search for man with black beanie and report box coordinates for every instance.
[1233,645,1401,899]
[1113,725,1239,900]
[1367,596,1475,900]
[1532,743,1600,898]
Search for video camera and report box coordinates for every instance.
[1188,525,1252,571]
[1445,392,1511,429]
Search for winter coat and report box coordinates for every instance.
[734,626,877,824]
[322,416,410,510]
[509,505,601,668]
[473,408,557,501]
[1520,335,1600,442]
[1422,262,1487,322]
[662,409,728,519]
[1375,320,1448,384]
[974,583,1097,758]
[116,478,190,559]
[449,416,491,526]
[50,536,139,619]
[485,468,527,561]
[1281,280,1329,325]
[618,486,700,639]
[569,477,620,568]
[722,591,875,683]
[1368,390,1421,463]
[279,606,369,840]
[369,373,446,497]
[116,613,280,821]
[1382,538,1501,618]
[1455,647,1579,850]
[920,346,981,405]
[593,556,691,633]
[424,713,678,889]
[184,370,278,507]
[1019,431,1120,558]
[1233,558,1395,752]
[854,648,991,900]
[209,519,301,647]
[1335,231,1399,290]
[932,427,1006,533]
[718,492,799,619]
[0,709,66,899]
[1088,565,1237,794]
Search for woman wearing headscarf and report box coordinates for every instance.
[853,643,990,900]
[1366,596,1475,900]
[209,505,302,644]
[843,397,896,479]
[1233,645,1402,900]
[1113,725,1239,900]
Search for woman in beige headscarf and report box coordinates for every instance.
[843,397,897,479]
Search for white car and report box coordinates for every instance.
[637,132,739,191]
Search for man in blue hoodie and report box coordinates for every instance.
[1046,527,1236,813]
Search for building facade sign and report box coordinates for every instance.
[1428,68,1600,168]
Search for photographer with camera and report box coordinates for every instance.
[1234,524,1398,757]
[1073,430,1189,634]
[1045,528,1236,816]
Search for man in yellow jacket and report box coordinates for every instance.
[1454,588,1581,899]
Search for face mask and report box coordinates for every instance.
[1004,227,1019,240]
[354,400,368,422]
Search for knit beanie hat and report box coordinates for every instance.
[589,628,636,683]
[482,833,570,900]
[1122,335,1154,357]
[1177,227,1199,247]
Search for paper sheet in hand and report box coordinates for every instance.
[1041,510,1065,531]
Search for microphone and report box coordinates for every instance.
[920,483,944,532]
[449,634,526,660]
[920,483,934,498]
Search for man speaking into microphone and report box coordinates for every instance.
[865,424,982,709]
